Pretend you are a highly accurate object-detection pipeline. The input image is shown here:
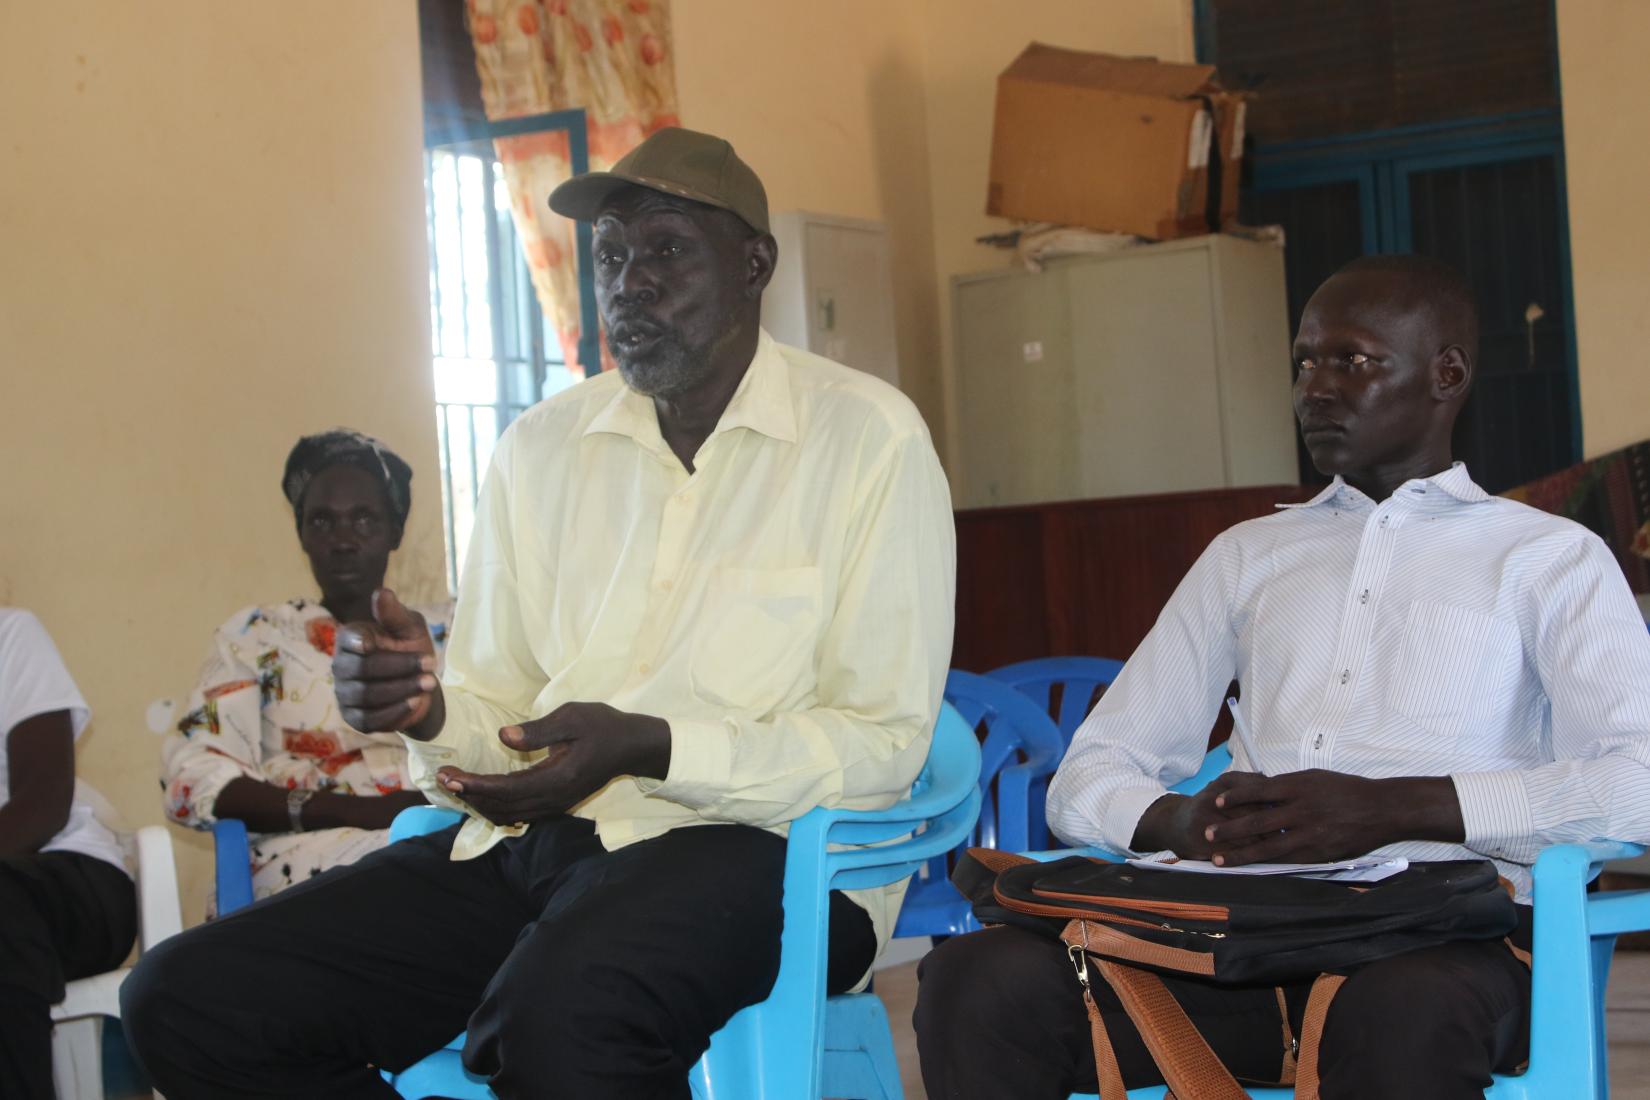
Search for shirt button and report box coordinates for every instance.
[638,663,652,675]
[658,579,673,591]
[1379,516,1390,528]
[1359,589,1369,604]
[1339,669,1350,684]
[1313,734,1324,749]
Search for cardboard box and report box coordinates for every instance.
[986,44,1247,240]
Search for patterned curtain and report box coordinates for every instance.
[466,0,680,377]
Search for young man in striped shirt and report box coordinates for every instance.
[916,255,1650,1100]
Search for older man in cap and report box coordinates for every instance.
[123,128,955,1099]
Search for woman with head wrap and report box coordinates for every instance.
[160,430,452,910]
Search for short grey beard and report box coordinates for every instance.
[613,331,712,400]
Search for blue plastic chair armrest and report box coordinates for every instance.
[817,760,982,835]
[693,706,981,1100]
[1569,839,1644,868]
[795,782,982,868]
[389,805,464,843]
[1571,840,1650,939]
[1022,846,1123,863]
[1170,742,1232,796]
[1590,886,1650,938]
[1523,841,1621,1094]
[213,818,255,915]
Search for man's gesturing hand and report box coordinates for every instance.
[434,702,671,826]
[1201,770,1464,867]
[333,589,443,739]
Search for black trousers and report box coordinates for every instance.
[914,917,1531,1100]
[122,818,876,1100]
[0,850,137,1100]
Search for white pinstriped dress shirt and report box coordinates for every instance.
[1047,463,1650,902]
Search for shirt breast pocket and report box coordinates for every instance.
[1384,600,1517,744]
[690,567,824,713]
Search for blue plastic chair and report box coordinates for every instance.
[893,670,1066,940]
[380,702,984,1100]
[987,656,1126,850]
[988,656,1126,743]
[1038,749,1650,1100]
[212,819,255,915]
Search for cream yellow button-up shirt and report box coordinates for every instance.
[402,330,956,957]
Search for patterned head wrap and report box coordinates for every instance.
[281,429,413,530]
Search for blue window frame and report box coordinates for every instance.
[423,109,599,591]
[1243,110,1582,486]
[1193,2,1581,489]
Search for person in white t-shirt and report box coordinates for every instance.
[0,608,134,1099]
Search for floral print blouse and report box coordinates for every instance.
[162,598,450,830]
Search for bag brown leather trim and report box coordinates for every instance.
[1293,972,1347,1100]
[1097,958,1249,1100]
[1006,897,1187,933]
[1083,985,1129,1100]
[1063,919,1218,977]
[1032,888,1231,922]
[1275,986,1298,1086]
[965,847,1036,875]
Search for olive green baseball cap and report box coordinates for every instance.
[548,127,770,234]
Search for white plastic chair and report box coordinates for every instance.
[49,784,182,1100]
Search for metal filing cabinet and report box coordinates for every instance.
[952,234,1297,508]
[763,211,900,388]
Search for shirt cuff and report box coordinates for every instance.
[648,719,734,811]
[1101,784,1170,856]
[1450,769,1533,851]
[399,734,471,814]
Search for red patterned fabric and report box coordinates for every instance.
[1502,443,1650,596]
[466,0,681,378]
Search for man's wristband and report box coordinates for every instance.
[287,787,317,833]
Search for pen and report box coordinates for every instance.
[1225,696,1266,775]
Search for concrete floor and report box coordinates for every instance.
[872,950,1650,1100]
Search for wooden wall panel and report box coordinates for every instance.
[953,484,1315,672]
[952,509,1051,671]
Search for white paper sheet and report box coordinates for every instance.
[1125,855,1410,883]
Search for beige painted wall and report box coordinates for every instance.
[1557,0,1650,458]
[673,0,945,455]
[914,0,1193,484]
[674,0,1193,479]
[0,1,445,920]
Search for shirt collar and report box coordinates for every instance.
[583,328,797,452]
[711,329,798,444]
[1277,462,1492,510]
[1424,462,1493,503]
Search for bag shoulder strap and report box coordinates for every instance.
[1096,958,1250,1100]
[1291,973,1346,1100]
[1081,982,1130,1100]
[1064,916,1349,1100]
[1062,919,1246,1099]
[1063,918,1218,977]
